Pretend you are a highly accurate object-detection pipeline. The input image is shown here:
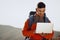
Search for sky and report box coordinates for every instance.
[0,0,60,31]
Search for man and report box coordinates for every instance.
[22,2,54,40]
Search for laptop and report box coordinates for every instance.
[36,23,53,33]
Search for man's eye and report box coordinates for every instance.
[39,10,41,12]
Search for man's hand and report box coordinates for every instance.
[39,33,49,36]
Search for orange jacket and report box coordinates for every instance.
[22,19,54,40]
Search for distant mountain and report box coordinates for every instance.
[0,25,24,40]
[53,31,60,38]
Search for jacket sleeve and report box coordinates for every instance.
[22,19,42,39]
[44,31,54,39]
[22,19,35,37]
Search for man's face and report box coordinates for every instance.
[36,8,45,17]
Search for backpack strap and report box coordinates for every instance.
[45,17,50,23]
[28,16,34,30]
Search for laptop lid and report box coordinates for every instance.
[36,23,53,33]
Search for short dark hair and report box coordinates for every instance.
[37,2,46,8]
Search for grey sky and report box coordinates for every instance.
[0,0,60,31]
